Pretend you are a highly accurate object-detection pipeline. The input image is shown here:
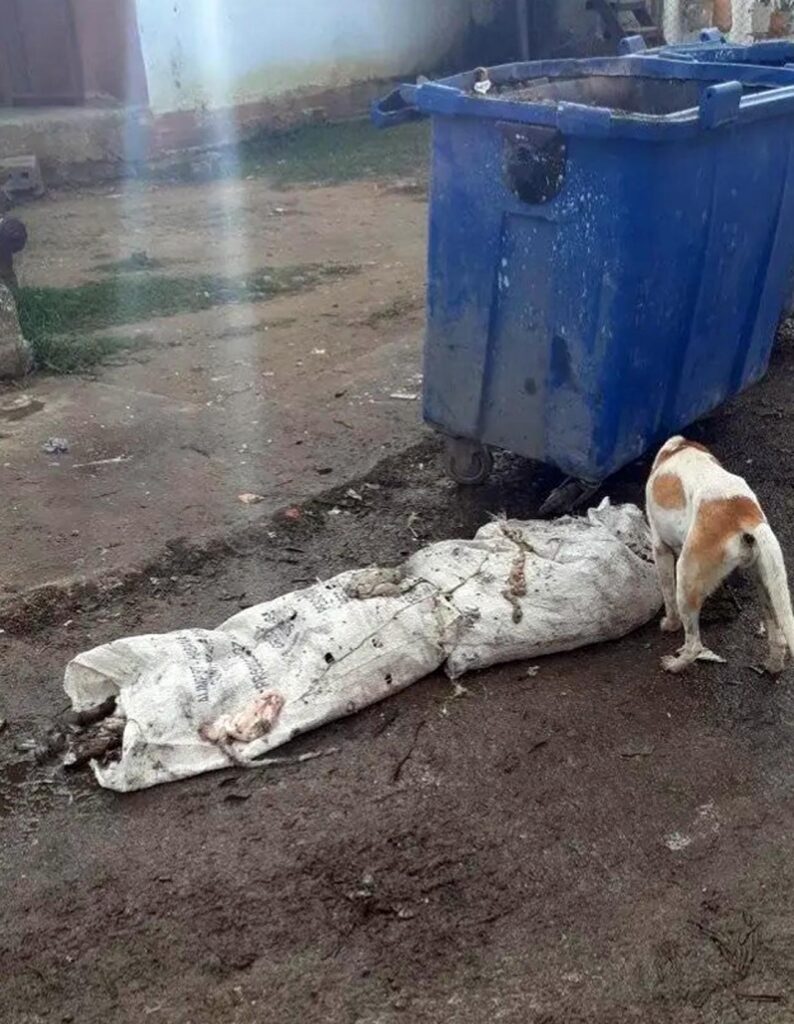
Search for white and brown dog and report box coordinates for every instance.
[646,436,794,674]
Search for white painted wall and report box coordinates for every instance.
[134,0,475,115]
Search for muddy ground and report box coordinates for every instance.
[3,314,794,1021]
[1,145,429,593]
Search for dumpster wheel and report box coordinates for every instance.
[443,438,493,486]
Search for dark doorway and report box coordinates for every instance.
[0,0,84,106]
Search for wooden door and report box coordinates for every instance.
[0,0,84,106]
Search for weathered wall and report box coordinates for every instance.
[134,0,475,116]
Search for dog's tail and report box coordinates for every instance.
[751,523,794,656]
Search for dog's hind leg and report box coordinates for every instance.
[652,535,681,633]
[752,566,788,675]
[661,546,731,674]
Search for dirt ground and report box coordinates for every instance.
[4,142,794,1021]
[3,317,794,1021]
[1,173,427,593]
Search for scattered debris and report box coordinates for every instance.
[619,744,655,759]
[238,493,266,506]
[664,832,692,852]
[664,802,720,852]
[385,178,426,198]
[283,507,302,521]
[473,67,493,95]
[694,911,760,980]
[450,681,469,699]
[311,348,327,356]
[389,392,419,401]
[63,727,123,770]
[250,746,339,767]
[72,456,131,469]
[42,437,70,455]
[526,665,540,678]
[372,708,399,737]
[0,394,42,420]
[223,791,251,803]
[392,721,426,782]
[346,488,363,502]
[346,871,376,902]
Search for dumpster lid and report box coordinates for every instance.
[660,38,794,66]
[407,55,794,140]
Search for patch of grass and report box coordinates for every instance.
[144,119,430,189]
[364,293,424,329]
[239,118,431,188]
[17,262,357,373]
[30,333,153,375]
[94,251,169,274]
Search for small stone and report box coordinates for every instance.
[42,437,69,455]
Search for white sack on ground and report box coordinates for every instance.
[63,501,661,792]
[65,571,458,792]
[410,500,661,678]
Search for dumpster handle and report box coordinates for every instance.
[618,35,647,55]
[698,28,726,43]
[371,85,423,129]
[699,81,742,129]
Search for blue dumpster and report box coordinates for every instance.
[628,31,794,318]
[374,57,794,491]
[647,29,794,67]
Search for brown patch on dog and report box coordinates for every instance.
[652,472,686,510]
[687,496,766,591]
[654,438,719,470]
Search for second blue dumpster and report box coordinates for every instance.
[374,56,794,495]
[629,31,794,319]
[649,29,794,67]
